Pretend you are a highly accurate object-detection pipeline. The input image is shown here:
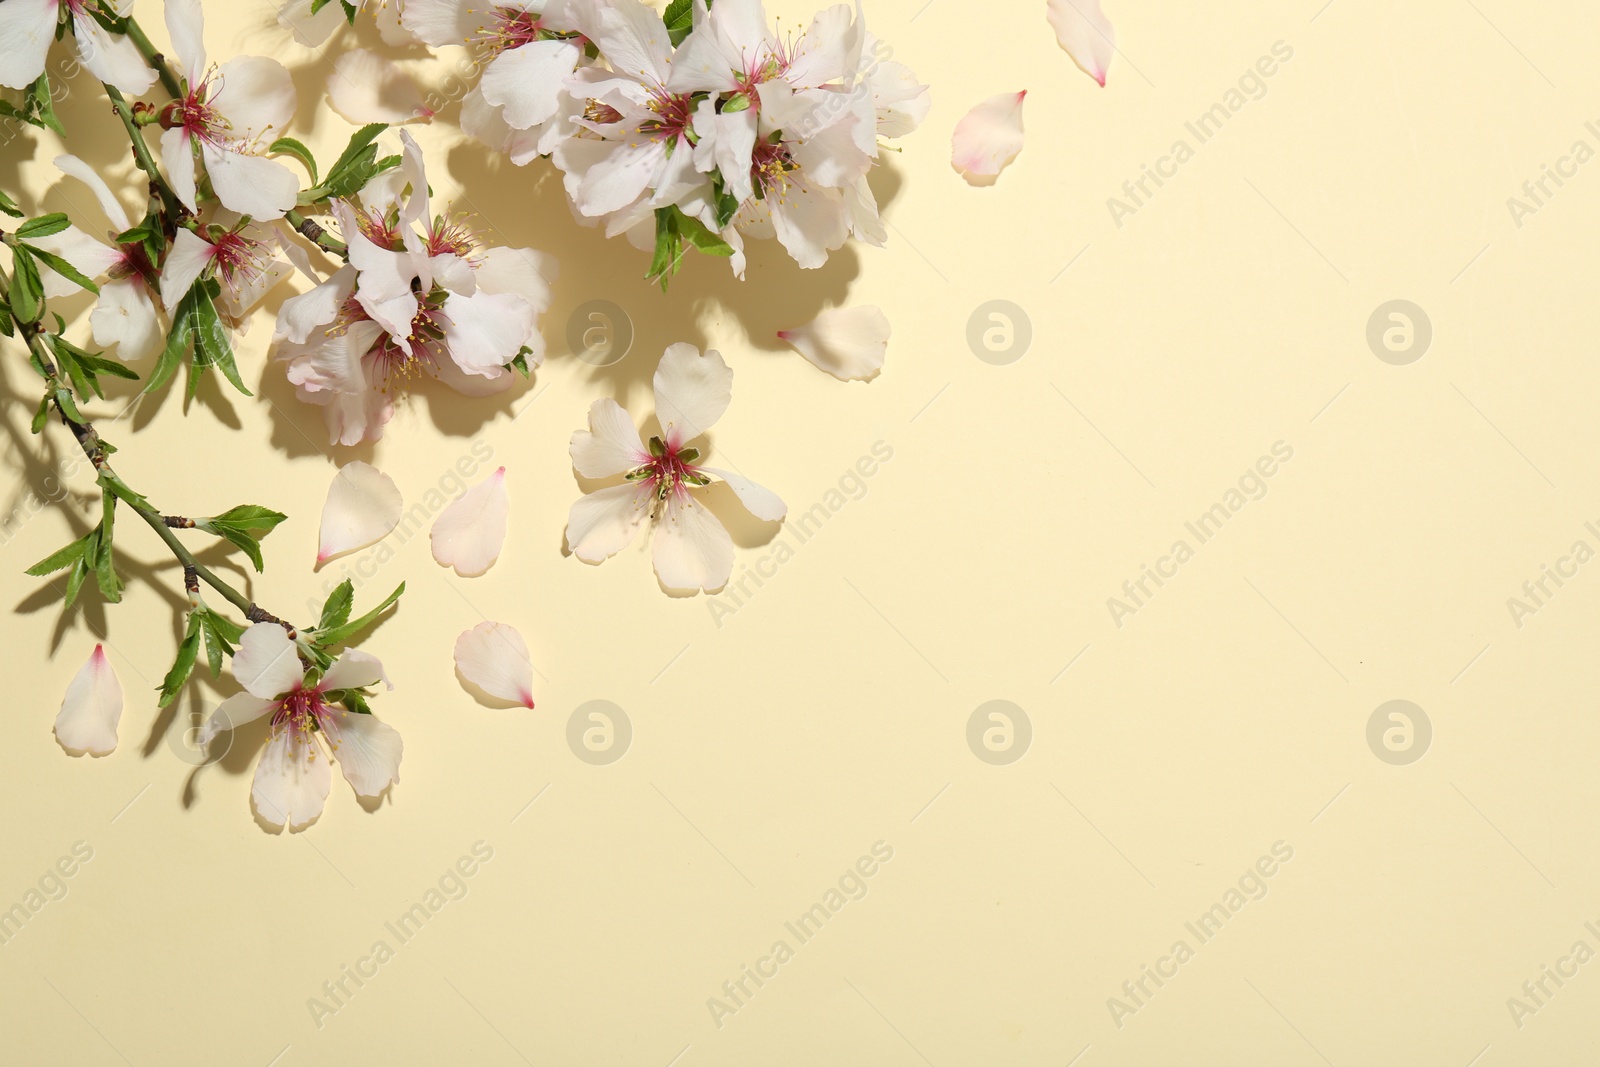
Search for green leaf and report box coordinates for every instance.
[203,610,245,644]
[25,246,100,294]
[29,394,48,434]
[315,582,405,647]
[646,207,681,287]
[216,526,265,571]
[318,579,355,632]
[676,209,733,256]
[0,188,22,218]
[318,123,388,199]
[157,614,203,707]
[63,556,89,608]
[508,347,532,376]
[205,504,287,533]
[10,245,43,325]
[268,137,319,184]
[325,688,373,715]
[663,0,696,45]
[0,303,13,338]
[25,535,89,576]
[16,213,69,239]
[341,0,359,25]
[53,385,84,424]
[26,74,64,136]
[94,492,121,603]
[309,0,337,13]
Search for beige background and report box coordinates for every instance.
[3,0,1598,1062]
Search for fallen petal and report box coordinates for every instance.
[431,468,509,577]
[55,645,123,756]
[318,461,403,566]
[1047,0,1115,87]
[778,306,891,382]
[453,621,535,707]
[952,91,1027,186]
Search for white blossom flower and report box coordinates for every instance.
[199,623,401,831]
[31,154,162,361]
[0,0,155,95]
[566,343,785,593]
[159,0,299,220]
[157,219,289,321]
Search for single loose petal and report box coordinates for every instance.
[232,623,304,699]
[328,49,433,125]
[54,645,123,756]
[1047,0,1115,87]
[318,461,403,566]
[431,468,509,577]
[453,621,535,708]
[777,306,891,382]
[652,492,734,593]
[653,343,732,448]
[951,91,1026,186]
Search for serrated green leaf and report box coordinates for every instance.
[663,0,695,45]
[25,535,88,576]
[318,579,355,632]
[158,614,203,707]
[16,213,69,239]
[10,245,43,325]
[0,188,22,218]
[200,620,224,676]
[268,137,319,184]
[25,246,100,295]
[30,394,48,433]
[207,505,287,532]
[63,555,88,608]
[314,582,405,647]
[214,526,265,572]
[676,209,733,256]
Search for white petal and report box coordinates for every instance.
[651,492,733,593]
[164,0,207,83]
[31,228,119,298]
[473,245,555,314]
[431,468,509,577]
[571,398,647,479]
[1047,0,1115,87]
[212,55,296,142]
[196,692,277,748]
[784,4,862,88]
[274,265,354,344]
[54,154,132,231]
[951,91,1026,185]
[72,10,156,95]
[318,461,403,565]
[401,0,486,46]
[566,482,649,563]
[453,622,534,707]
[372,0,417,45]
[159,228,214,311]
[201,143,299,221]
[334,201,420,342]
[232,622,305,699]
[321,708,403,797]
[279,0,343,46]
[54,645,122,756]
[480,39,580,129]
[328,49,432,125]
[0,0,55,91]
[653,343,732,448]
[252,731,331,830]
[441,289,536,376]
[161,128,199,212]
[320,648,391,691]
[91,279,162,361]
[778,305,890,382]
[700,467,785,522]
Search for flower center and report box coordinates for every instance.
[209,230,270,291]
[626,436,710,505]
[641,90,695,143]
[751,138,799,197]
[482,7,544,53]
[271,685,331,739]
[426,214,478,258]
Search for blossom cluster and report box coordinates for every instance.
[346,0,931,281]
